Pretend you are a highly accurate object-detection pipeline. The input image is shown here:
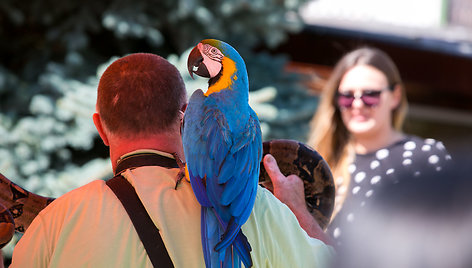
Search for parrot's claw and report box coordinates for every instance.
[175,170,185,190]
[172,152,186,190]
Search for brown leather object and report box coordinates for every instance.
[259,139,335,230]
[0,173,54,234]
[0,202,15,248]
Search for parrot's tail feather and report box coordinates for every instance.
[202,207,221,268]
[201,208,212,268]
[214,217,240,252]
[226,246,242,268]
[233,231,252,268]
[219,246,243,268]
[218,230,252,268]
[202,208,252,268]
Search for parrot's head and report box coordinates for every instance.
[187,39,224,80]
[187,39,247,95]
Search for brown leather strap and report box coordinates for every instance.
[107,176,174,268]
[107,152,178,267]
[115,152,179,175]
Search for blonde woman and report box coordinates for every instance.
[308,47,452,247]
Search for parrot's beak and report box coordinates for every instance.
[187,44,210,79]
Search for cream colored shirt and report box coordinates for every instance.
[11,159,333,267]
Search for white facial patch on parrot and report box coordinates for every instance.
[201,44,223,78]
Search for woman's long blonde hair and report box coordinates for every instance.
[307,47,409,219]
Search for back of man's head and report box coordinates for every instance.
[97,53,186,137]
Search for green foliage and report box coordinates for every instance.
[0,0,314,198]
[0,59,112,197]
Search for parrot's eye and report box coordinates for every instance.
[203,44,223,62]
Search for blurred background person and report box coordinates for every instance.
[307,47,453,246]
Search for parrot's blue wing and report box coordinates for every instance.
[183,91,261,268]
[201,208,219,268]
[183,89,213,207]
[203,106,261,268]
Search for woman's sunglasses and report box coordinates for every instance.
[336,89,388,108]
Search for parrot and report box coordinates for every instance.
[183,39,262,268]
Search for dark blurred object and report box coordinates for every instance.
[331,161,472,268]
[0,203,14,249]
[259,139,335,230]
[0,173,54,233]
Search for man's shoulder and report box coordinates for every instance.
[43,180,110,214]
[21,179,114,241]
[59,179,107,199]
[249,185,295,224]
[253,185,279,210]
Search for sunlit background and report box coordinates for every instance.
[294,0,472,168]
[1,0,471,265]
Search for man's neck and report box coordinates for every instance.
[108,134,185,172]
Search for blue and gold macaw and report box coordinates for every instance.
[183,39,262,268]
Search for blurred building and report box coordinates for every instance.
[449,0,472,29]
[275,0,472,167]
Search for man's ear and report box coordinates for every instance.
[93,113,109,146]
[181,103,188,113]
